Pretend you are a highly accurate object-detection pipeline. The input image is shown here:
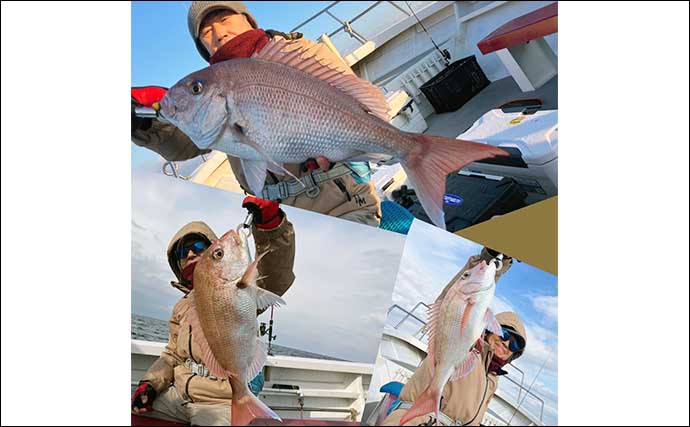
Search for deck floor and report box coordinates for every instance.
[424,75,558,138]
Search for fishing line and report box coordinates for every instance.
[507,346,554,425]
[405,1,450,65]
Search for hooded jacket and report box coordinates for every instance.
[141,218,295,403]
[382,312,527,426]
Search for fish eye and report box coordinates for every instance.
[212,248,223,260]
[190,80,204,95]
[462,271,471,279]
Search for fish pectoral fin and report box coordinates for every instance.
[266,162,286,175]
[231,122,306,188]
[240,158,268,197]
[256,287,286,311]
[450,352,477,381]
[483,308,503,335]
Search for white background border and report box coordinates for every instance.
[1,2,688,425]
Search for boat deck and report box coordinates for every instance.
[424,75,558,138]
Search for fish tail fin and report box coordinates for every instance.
[398,385,441,426]
[401,134,508,229]
[231,391,281,426]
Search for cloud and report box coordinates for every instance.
[532,295,558,323]
[491,294,515,315]
[131,171,406,363]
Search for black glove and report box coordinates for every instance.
[131,101,153,133]
[131,381,157,413]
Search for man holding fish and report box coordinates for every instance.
[382,311,527,426]
[380,253,527,426]
[134,1,507,231]
[131,196,293,425]
[132,0,383,228]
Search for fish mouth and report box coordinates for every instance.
[159,96,176,121]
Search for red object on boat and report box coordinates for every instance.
[477,2,558,54]
[131,414,189,426]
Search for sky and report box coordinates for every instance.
[132,171,406,363]
[388,219,558,425]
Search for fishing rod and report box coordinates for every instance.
[260,306,278,356]
[238,213,278,355]
[405,1,451,66]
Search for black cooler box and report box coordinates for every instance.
[393,174,528,232]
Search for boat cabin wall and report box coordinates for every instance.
[453,1,558,81]
[351,1,557,115]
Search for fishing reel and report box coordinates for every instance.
[259,322,276,340]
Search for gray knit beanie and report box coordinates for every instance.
[188,1,258,62]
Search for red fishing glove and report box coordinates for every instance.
[242,196,283,230]
[132,86,169,133]
[131,86,168,108]
[131,381,157,413]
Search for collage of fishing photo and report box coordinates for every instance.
[130,1,558,426]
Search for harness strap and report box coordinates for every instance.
[261,164,354,201]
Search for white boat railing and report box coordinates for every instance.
[289,1,438,62]
[290,1,417,47]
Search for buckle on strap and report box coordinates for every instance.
[261,181,289,201]
[184,358,218,380]
[260,164,353,201]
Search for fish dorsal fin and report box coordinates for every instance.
[253,38,390,122]
[186,291,236,378]
[425,301,444,364]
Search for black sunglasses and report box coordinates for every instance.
[500,327,525,353]
[176,240,208,260]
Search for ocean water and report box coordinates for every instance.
[131,314,345,361]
